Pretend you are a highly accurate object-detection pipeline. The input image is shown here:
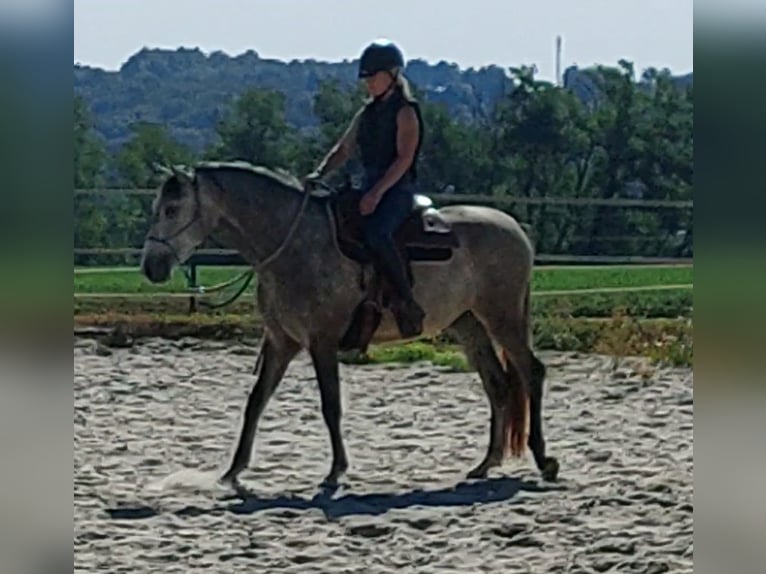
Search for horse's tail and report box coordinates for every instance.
[500,347,530,460]
[499,281,533,459]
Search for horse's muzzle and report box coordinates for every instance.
[141,251,172,283]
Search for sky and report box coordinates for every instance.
[74,0,693,81]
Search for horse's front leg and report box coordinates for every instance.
[221,332,300,485]
[309,340,348,486]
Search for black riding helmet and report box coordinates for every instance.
[358,40,405,78]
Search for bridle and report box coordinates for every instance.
[145,178,204,282]
[145,171,322,277]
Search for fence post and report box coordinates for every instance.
[187,263,197,313]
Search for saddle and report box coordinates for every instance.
[321,185,460,353]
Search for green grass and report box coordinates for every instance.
[73,264,694,368]
[533,264,691,291]
[533,290,692,319]
[339,341,471,372]
[75,311,693,367]
[74,264,692,295]
[73,266,244,294]
[74,264,693,321]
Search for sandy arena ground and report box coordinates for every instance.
[74,337,693,573]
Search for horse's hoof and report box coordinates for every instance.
[320,475,336,486]
[319,476,345,496]
[466,465,489,480]
[219,468,244,489]
[219,479,254,499]
[541,457,559,482]
[318,478,341,494]
[320,467,346,489]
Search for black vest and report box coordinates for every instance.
[356,88,423,181]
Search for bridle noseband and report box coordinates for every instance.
[145,176,204,277]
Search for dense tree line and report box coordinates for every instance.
[74,47,520,151]
[74,59,693,264]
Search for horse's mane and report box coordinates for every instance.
[193,160,303,191]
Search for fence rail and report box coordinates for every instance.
[74,188,692,209]
[74,188,693,266]
[73,283,693,300]
[72,247,692,266]
[74,248,235,256]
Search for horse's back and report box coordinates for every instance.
[438,203,533,249]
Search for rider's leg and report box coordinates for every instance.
[362,185,425,337]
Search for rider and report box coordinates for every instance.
[305,39,426,337]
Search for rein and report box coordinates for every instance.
[253,180,314,272]
[146,173,334,308]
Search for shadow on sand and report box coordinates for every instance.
[107,476,564,521]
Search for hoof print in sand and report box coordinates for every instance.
[346,522,394,538]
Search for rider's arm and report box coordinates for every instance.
[367,104,419,199]
[313,107,363,177]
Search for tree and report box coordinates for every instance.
[73,96,106,188]
[490,66,596,252]
[210,88,296,169]
[73,56,693,262]
[313,78,366,149]
[116,122,195,187]
[417,101,493,194]
[74,97,109,264]
[289,79,368,179]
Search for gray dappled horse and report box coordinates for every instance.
[140,162,559,487]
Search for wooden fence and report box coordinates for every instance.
[74,188,693,266]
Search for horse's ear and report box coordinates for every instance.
[153,163,173,177]
[171,164,194,184]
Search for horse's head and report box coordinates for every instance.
[141,165,215,283]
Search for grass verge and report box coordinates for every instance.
[75,310,692,368]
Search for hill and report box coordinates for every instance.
[74,47,692,152]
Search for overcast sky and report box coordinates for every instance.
[74,0,693,81]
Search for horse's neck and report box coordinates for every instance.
[214,176,329,270]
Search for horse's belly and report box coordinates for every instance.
[369,309,460,344]
[370,259,474,344]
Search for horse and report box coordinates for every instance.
[140,161,559,487]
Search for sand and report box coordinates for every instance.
[74,337,693,573]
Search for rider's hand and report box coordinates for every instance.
[359,189,383,216]
[302,170,322,191]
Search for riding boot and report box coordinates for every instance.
[370,240,426,337]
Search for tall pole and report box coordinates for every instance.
[556,35,562,86]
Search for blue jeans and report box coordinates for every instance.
[359,170,416,300]
[360,171,415,254]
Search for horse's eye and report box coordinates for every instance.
[164,205,179,219]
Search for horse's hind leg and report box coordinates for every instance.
[528,353,558,480]
[221,331,301,485]
[498,347,558,481]
[447,312,509,479]
[477,309,559,482]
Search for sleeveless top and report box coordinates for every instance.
[356,88,423,182]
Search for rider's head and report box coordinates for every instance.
[358,39,409,99]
